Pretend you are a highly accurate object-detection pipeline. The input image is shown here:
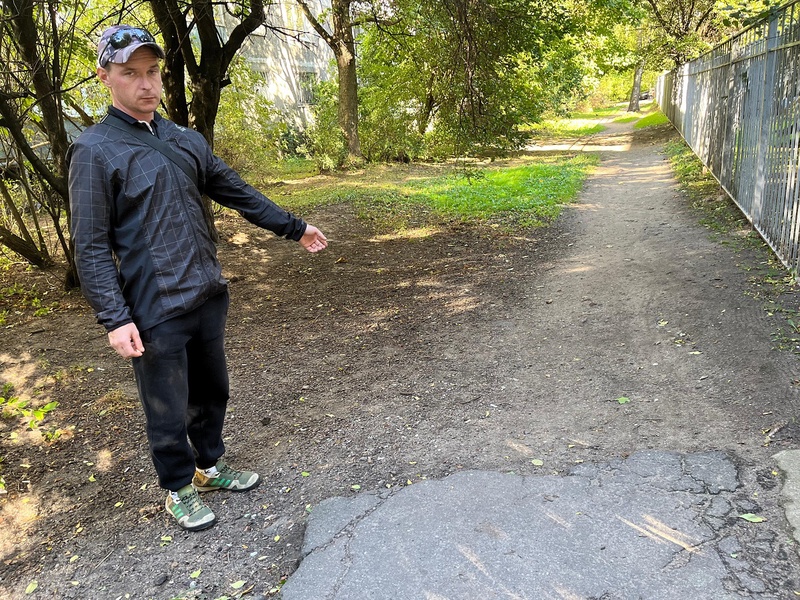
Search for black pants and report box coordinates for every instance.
[132,291,229,491]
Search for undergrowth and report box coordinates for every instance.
[663,137,800,354]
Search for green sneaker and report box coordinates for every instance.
[165,484,216,531]
[193,460,260,492]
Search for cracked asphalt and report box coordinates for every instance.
[280,450,800,599]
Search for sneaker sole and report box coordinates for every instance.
[179,515,217,532]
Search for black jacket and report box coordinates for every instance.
[68,107,307,332]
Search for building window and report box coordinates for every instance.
[298,71,318,105]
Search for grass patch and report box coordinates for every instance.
[525,119,606,138]
[570,105,623,119]
[634,111,670,129]
[273,154,599,231]
[242,157,319,189]
[613,115,641,124]
[663,138,755,240]
[403,155,598,226]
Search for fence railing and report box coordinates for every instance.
[656,0,800,274]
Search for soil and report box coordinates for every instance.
[1,121,800,600]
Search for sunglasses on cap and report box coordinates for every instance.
[99,27,158,67]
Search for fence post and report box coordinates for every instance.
[751,12,779,228]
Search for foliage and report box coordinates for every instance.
[589,69,660,105]
[0,383,58,429]
[357,69,425,163]
[663,137,748,234]
[358,0,599,159]
[305,80,349,171]
[214,56,284,177]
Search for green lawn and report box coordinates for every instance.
[269,153,599,231]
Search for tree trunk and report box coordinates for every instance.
[336,48,361,160]
[0,225,51,268]
[297,0,363,162]
[628,62,644,112]
[151,0,190,126]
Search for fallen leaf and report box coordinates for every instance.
[88,474,96,482]
[739,513,766,523]
[69,555,79,563]
[301,472,310,477]
[25,581,38,594]
[231,580,246,589]
[531,459,544,466]
[616,397,631,404]
[190,569,201,579]
[351,484,361,491]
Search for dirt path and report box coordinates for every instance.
[1,121,799,599]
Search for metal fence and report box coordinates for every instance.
[656,0,800,274]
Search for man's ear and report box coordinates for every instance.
[96,66,111,88]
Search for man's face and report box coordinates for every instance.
[97,47,162,121]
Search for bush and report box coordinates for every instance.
[359,89,425,163]
[304,80,349,171]
[214,56,284,175]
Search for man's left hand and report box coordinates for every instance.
[300,225,328,253]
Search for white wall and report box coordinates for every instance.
[216,1,335,127]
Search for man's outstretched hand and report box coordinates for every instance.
[300,225,328,253]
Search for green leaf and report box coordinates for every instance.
[25,581,38,594]
[531,459,544,466]
[616,397,630,404]
[190,569,202,579]
[301,471,310,477]
[231,580,246,589]
[350,484,361,491]
[739,513,766,523]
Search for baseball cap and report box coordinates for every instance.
[97,25,165,68]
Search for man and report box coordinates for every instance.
[68,25,328,531]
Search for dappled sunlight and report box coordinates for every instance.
[542,509,573,529]
[228,231,251,245]
[617,514,701,553]
[3,424,44,447]
[563,264,595,274]
[444,295,482,315]
[0,491,41,563]
[368,227,442,242]
[0,351,50,396]
[95,448,114,473]
[456,544,493,580]
[526,141,631,153]
[505,439,534,457]
[452,544,543,599]
[550,584,590,600]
